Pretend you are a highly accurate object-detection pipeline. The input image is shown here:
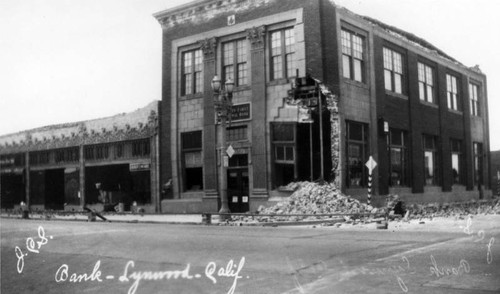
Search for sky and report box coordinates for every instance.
[1,0,499,150]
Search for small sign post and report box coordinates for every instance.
[365,156,377,205]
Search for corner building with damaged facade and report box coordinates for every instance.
[154,0,492,213]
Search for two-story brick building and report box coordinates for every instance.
[154,0,491,213]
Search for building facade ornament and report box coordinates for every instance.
[246,26,266,50]
[198,37,218,59]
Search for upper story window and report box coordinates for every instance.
[446,74,459,111]
[341,29,365,82]
[383,48,404,94]
[223,40,248,87]
[270,28,295,80]
[418,62,435,103]
[181,49,203,96]
[469,83,480,116]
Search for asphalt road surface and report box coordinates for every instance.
[1,216,499,294]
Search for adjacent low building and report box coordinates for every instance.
[0,101,161,212]
[153,0,491,213]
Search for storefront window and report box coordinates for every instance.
[389,129,409,186]
[181,131,203,191]
[346,121,368,187]
[272,123,296,188]
[423,135,439,185]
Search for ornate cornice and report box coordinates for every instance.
[198,37,218,60]
[246,26,266,50]
[0,102,160,155]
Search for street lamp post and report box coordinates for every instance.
[211,75,234,216]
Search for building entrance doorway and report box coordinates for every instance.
[227,154,249,213]
[45,169,65,210]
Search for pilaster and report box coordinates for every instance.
[247,26,268,196]
[200,37,219,197]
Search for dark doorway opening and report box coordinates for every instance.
[1,173,25,209]
[227,154,249,213]
[45,169,65,210]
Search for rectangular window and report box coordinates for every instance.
[341,29,365,82]
[181,131,203,191]
[132,139,150,157]
[346,121,368,187]
[469,83,480,116]
[181,49,203,96]
[272,123,296,187]
[423,135,439,185]
[389,129,410,187]
[447,74,459,111]
[473,142,483,187]
[115,143,124,159]
[383,48,403,94]
[227,126,248,142]
[270,28,295,80]
[450,139,463,185]
[418,63,435,103]
[223,40,248,86]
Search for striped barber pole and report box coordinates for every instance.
[365,156,377,206]
[367,174,372,205]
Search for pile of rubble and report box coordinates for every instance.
[404,198,500,220]
[226,181,500,225]
[229,181,383,224]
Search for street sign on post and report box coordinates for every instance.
[365,156,377,205]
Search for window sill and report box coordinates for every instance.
[385,91,408,100]
[419,100,438,108]
[448,109,463,115]
[180,93,204,100]
[233,85,251,92]
[267,78,294,87]
[342,78,368,89]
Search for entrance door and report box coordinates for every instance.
[227,168,249,213]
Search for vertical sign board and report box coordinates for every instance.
[365,156,377,205]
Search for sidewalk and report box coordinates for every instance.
[0,210,219,225]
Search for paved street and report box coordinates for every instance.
[1,216,499,294]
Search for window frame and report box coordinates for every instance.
[271,122,297,188]
[388,129,410,187]
[181,48,203,97]
[341,26,366,83]
[417,62,436,104]
[383,47,405,94]
[222,39,248,87]
[469,82,480,116]
[269,27,296,81]
[473,142,483,187]
[446,73,460,111]
[346,121,369,188]
[422,134,440,186]
[181,131,203,192]
[450,139,464,185]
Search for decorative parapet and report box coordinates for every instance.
[153,0,277,30]
[0,101,159,154]
[246,26,266,50]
